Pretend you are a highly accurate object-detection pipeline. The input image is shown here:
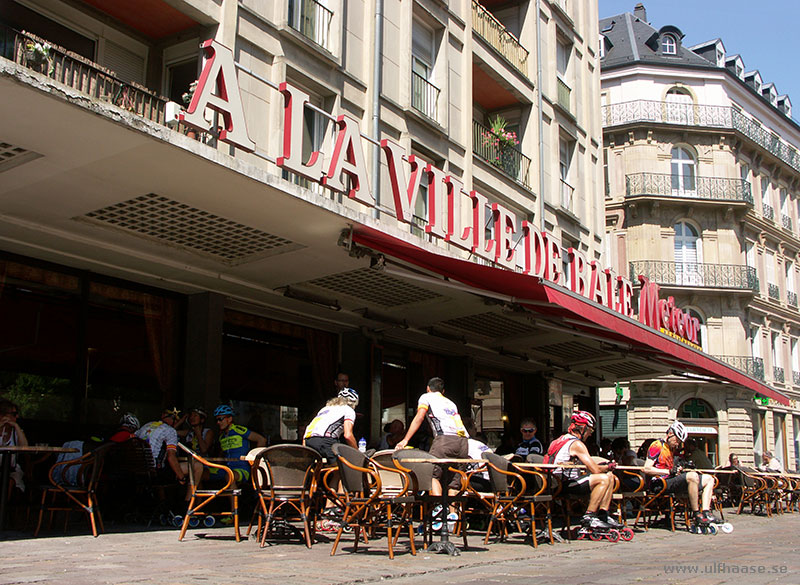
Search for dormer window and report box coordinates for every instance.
[599,34,605,59]
[735,64,743,78]
[662,34,677,55]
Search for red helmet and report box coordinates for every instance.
[570,411,596,429]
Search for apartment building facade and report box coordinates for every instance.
[600,4,800,469]
[0,0,616,444]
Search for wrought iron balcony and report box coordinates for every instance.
[783,214,793,231]
[2,26,167,125]
[557,77,571,113]
[763,203,775,221]
[472,0,529,76]
[473,120,532,189]
[602,100,800,174]
[630,260,759,291]
[411,71,440,122]
[789,290,798,307]
[768,282,780,300]
[625,173,752,204]
[794,370,800,386]
[774,366,785,384]
[289,0,333,50]
[717,355,764,381]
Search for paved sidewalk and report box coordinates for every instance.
[1,512,798,585]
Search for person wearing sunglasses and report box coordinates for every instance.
[211,404,266,485]
[514,418,543,459]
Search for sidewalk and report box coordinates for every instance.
[1,511,797,585]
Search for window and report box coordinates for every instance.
[772,330,782,371]
[774,413,787,466]
[792,337,799,381]
[686,308,708,352]
[411,19,438,120]
[752,411,766,462]
[746,240,755,268]
[740,164,749,184]
[786,260,795,294]
[557,39,571,78]
[598,34,605,59]
[280,88,333,196]
[288,0,332,49]
[674,221,701,285]
[665,88,692,123]
[671,147,696,195]
[661,34,677,55]
[794,417,800,470]
[559,137,575,211]
[752,326,762,362]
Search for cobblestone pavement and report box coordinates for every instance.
[1,511,798,585]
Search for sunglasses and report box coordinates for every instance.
[521,428,535,432]
[215,416,228,422]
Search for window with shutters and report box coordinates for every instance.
[674,221,701,285]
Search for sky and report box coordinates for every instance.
[599,1,800,115]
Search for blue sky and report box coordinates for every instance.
[599,1,800,111]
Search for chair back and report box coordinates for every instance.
[526,453,545,464]
[392,449,435,492]
[371,450,406,493]
[253,444,321,494]
[332,443,371,494]
[482,451,513,492]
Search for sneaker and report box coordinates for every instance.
[430,505,444,531]
[598,511,623,529]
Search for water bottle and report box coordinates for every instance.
[358,437,367,453]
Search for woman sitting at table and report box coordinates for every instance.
[0,399,28,492]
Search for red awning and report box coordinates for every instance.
[352,226,789,405]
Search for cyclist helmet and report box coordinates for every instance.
[338,387,359,406]
[119,412,140,431]
[213,404,235,417]
[570,410,596,429]
[190,406,207,419]
[668,420,688,442]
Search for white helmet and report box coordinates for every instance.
[338,387,359,406]
[668,420,688,442]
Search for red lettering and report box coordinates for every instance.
[381,139,423,223]
[491,204,517,269]
[322,115,373,206]
[569,248,589,297]
[544,234,562,285]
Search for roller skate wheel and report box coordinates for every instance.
[607,529,620,542]
[589,531,602,541]
[204,515,216,527]
[188,516,200,528]
[720,522,733,534]
[159,513,168,526]
[620,527,634,541]
[172,515,184,528]
[707,524,717,535]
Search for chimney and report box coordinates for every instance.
[633,3,647,22]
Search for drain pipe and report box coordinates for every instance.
[536,0,545,231]
[372,0,384,220]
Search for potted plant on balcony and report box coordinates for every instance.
[23,38,52,75]
[481,115,520,178]
[181,80,199,140]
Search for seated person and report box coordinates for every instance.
[179,407,214,456]
[303,388,359,460]
[546,411,620,531]
[210,404,267,485]
[0,399,28,492]
[611,437,640,491]
[642,421,715,530]
[514,418,543,459]
[109,413,140,442]
[135,408,186,485]
[378,419,405,451]
[758,450,784,473]
[684,438,713,470]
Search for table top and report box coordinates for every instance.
[0,445,79,454]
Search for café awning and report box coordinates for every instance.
[352,225,789,405]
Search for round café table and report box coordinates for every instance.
[0,445,79,531]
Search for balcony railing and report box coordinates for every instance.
[794,370,800,386]
[411,71,440,122]
[2,27,167,125]
[289,0,333,50]
[783,214,793,231]
[789,290,798,307]
[602,100,800,174]
[768,282,780,300]
[630,260,759,291]
[763,203,775,221]
[717,355,764,381]
[473,120,532,189]
[472,0,529,77]
[774,366,785,384]
[625,173,753,204]
[556,77,571,113]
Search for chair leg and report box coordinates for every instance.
[386,505,394,560]
[178,496,196,541]
[233,494,240,543]
[34,489,47,537]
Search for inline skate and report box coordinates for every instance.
[688,510,717,534]
[597,510,634,541]
[702,510,733,533]
[576,513,621,542]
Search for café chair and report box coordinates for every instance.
[331,444,416,559]
[35,442,114,537]
[251,444,321,548]
[177,443,241,542]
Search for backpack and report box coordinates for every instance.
[543,434,577,464]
